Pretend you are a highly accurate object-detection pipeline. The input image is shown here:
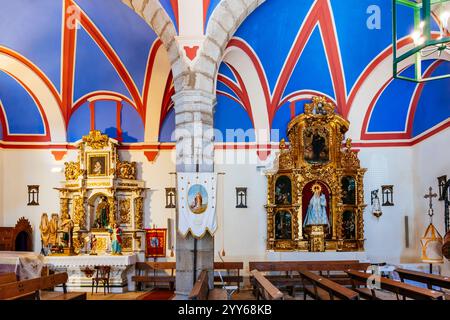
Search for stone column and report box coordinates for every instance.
[173,90,216,297]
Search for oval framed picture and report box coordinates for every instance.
[187,184,208,214]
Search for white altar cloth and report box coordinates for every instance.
[44,253,137,293]
[0,251,44,279]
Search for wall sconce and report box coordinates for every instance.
[438,175,447,201]
[381,185,394,206]
[165,188,176,209]
[421,187,443,264]
[371,189,382,218]
[27,185,39,206]
[236,187,248,208]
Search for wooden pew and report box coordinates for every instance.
[249,260,371,295]
[298,270,359,300]
[39,272,86,300]
[213,262,244,291]
[395,268,450,292]
[0,277,41,300]
[347,270,444,300]
[251,270,284,300]
[0,272,17,286]
[132,262,176,291]
[0,272,86,300]
[188,270,227,300]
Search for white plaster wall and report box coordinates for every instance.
[412,127,450,275]
[1,130,448,273]
[0,149,176,253]
[213,145,431,270]
[358,147,416,264]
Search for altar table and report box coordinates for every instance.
[44,253,137,293]
[0,251,44,279]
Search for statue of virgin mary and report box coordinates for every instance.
[303,183,329,227]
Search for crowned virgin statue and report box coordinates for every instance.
[303,183,329,228]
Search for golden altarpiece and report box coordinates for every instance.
[265,97,367,252]
[54,130,147,255]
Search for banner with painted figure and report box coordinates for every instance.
[177,173,218,238]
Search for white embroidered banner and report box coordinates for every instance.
[177,172,218,238]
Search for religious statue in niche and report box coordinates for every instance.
[341,176,356,205]
[275,211,292,240]
[303,183,329,228]
[48,214,59,247]
[39,213,50,254]
[89,234,98,255]
[303,127,329,164]
[59,210,75,255]
[342,210,356,239]
[110,223,123,255]
[95,196,110,229]
[275,176,292,205]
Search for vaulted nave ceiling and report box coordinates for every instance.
[0,0,448,147]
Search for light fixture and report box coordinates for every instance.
[393,0,450,82]
[371,189,383,218]
[421,187,443,264]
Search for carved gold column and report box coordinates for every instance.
[265,205,275,249]
[134,197,143,230]
[108,196,117,226]
[73,196,86,230]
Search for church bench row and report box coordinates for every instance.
[299,270,359,300]
[251,270,284,300]
[188,270,227,300]
[395,268,450,292]
[346,270,444,300]
[0,272,86,300]
[249,260,371,293]
[133,262,176,291]
[133,261,243,291]
[0,272,17,286]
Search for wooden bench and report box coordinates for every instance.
[249,260,371,295]
[347,270,444,300]
[251,270,284,300]
[39,272,86,300]
[188,270,227,300]
[299,270,359,300]
[213,262,244,291]
[0,273,86,300]
[395,268,450,292]
[0,272,17,286]
[133,262,176,291]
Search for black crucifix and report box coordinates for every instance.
[424,186,438,221]
[165,188,176,209]
[236,187,248,208]
[27,185,39,206]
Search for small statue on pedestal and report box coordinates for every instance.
[89,234,98,255]
[110,223,123,255]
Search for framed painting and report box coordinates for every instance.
[145,228,167,257]
[87,153,109,177]
[303,126,329,164]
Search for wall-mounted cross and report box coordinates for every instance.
[424,186,437,218]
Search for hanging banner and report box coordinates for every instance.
[177,173,218,238]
